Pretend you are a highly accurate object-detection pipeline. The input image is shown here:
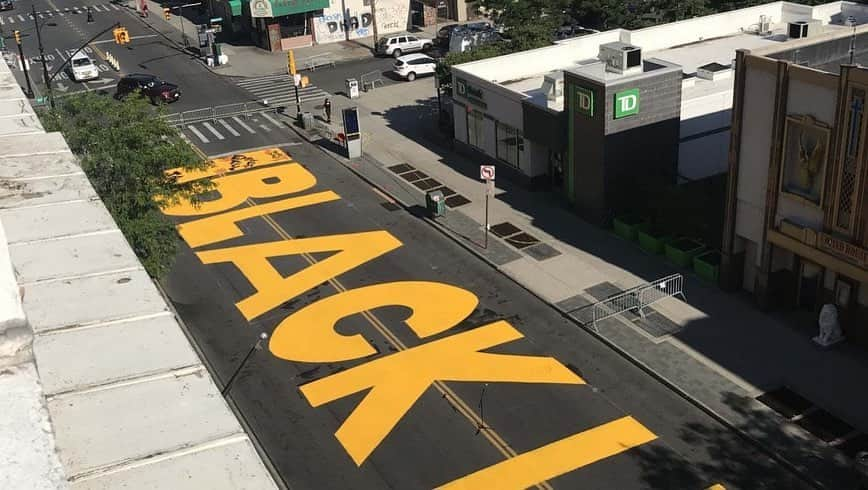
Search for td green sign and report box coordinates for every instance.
[614,89,640,119]
[574,87,594,117]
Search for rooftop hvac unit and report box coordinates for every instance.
[758,15,772,36]
[598,42,643,75]
[788,19,822,39]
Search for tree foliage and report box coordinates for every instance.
[40,93,212,278]
[436,43,510,96]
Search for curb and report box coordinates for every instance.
[285,119,827,490]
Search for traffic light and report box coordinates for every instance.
[287,50,296,76]
[163,7,171,20]
[14,30,21,45]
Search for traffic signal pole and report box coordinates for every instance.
[33,5,54,108]
[14,32,34,98]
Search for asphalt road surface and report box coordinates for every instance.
[161,139,810,490]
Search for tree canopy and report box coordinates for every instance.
[40,93,212,278]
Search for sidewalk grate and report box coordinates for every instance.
[388,163,414,174]
[400,170,428,182]
[505,232,540,249]
[524,243,561,261]
[490,222,522,238]
[431,186,457,197]
[756,386,814,419]
[445,195,471,208]
[835,433,868,457]
[796,409,854,443]
[413,178,441,191]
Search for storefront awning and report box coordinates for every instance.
[228,0,242,16]
[249,0,328,18]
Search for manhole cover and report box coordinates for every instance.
[445,194,471,208]
[756,386,814,419]
[388,163,414,174]
[505,232,540,249]
[400,170,428,182]
[490,222,522,238]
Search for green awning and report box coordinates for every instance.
[249,0,328,18]
[228,0,241,16]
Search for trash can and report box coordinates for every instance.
[301,111,314,129]
[426,190,445,217]
[346,78,359,99]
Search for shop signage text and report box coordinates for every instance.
[614,88,640,119]
[456,77,487,108]
[574,87,594,117]
[818,232,868,267]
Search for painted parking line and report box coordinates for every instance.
[261,112,282,129]
[187,125,210,144]
[232,116,256,134]
[218,119,241,137]
[202,122,225,140]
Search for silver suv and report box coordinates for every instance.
[376,34,433,58]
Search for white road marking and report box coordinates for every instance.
[231,116,256,134]
[201,122,225,140]
[91,5,102,11]
[187,125,210,144]
[7,16,14,23]
[110,3,120,9]
[258,124,271,132]
[0,17,4,25]
[55,48,67,61]
[17,15,25,21]
[260,112,282,128]
[217,119,240,137]
[38,14,43,18]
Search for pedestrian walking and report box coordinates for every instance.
[141,1,149,17]
[86,6,94,23]
[323,98,332,123]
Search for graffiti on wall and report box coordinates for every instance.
[314,0,409,44]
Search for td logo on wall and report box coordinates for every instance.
[574,87,594,117]
[614,89,640,119]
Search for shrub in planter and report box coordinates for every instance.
[665,237,706,268]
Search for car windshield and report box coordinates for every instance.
[72,58,92,67]
[394,60,405,66]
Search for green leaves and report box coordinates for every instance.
[40,93,212,279]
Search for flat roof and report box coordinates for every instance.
[454,1,868,114]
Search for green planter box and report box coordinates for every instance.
[637,229,671,254]
[693,250,721,283]
[665,238,706,268]
[613,215,647,242]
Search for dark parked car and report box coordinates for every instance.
[114,74,181,104]
[436,21,492,46]
[0,0,14,11]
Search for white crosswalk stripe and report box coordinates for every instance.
[235,74,329,108]
[217,119,240,137]
[201,121,225,140]
[232,116,256,134]
[187,125,210,144]
[260,112,283,129]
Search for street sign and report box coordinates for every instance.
[293,74,301,87]
[480,165,495,181]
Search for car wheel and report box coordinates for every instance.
[423,43,432,51]
[407,72,416,81]
[392,48,402,58]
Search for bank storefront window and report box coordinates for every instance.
[496,121,523,167]
[467,110,484,149]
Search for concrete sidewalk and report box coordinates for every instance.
[280,82,868,489]
[0,62,277,489]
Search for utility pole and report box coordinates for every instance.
[13,31,33,98]
[33,5,53,108]
[370,0,379,46]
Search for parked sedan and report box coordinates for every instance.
[0,0,14,11]
[393,53,436,81]
[114,73,181,104]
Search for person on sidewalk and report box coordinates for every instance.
[86,6,93,23]
[141,1,149,17]
[323,98,332,124]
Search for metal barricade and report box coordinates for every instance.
[302,54,335,71]
[590,273,685,331]
[162,103,279,127]
[360,70,383,91]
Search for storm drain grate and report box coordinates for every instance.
[505,232,540,249]
[400,170,428,182]
[445,195,471,208]
[796,409,855,443]
[490,222,522,238]
[388,163,414,174]
[756,386,814,419]
[413,178,442,191]
[524,243,561,261]
[380,202,401,212]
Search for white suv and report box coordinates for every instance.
[376,34,433,58]
[393,53,436,81]
[69,51,99,82]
